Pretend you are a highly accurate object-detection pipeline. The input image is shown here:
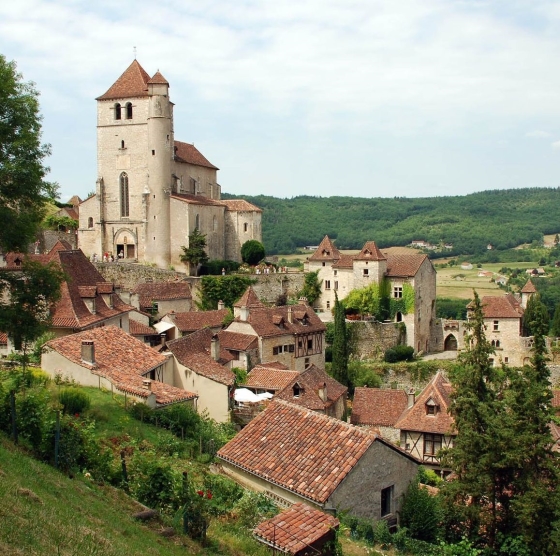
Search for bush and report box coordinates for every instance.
[384,345,415,363]
[233,491,278,529]
[400,476,443,543]
[59,388,91,415]
[374,519,392,548]
[199,259,241,276]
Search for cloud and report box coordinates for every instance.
[551,140,560,150]
[526,130,552,138]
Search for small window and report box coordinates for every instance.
[363,268,369,276]
[424,434,442,456]
[88,217,93,228]
[121,140,125,149]
[304,357,310,368]
[307,339,313,350]
[322,262,326,267]
[381,485,394,517]
[126,102,133,119]
[493,320,499,331]
[326,301,330,309]
[393,286,403,298]
[325,280,331,290]
[288,345,295,353]
[334,281,338,290]
[293,383,302,397]
[152,150,155,156]
[426,405,436,415]
[334,270,337,276]
[244,223,248,232]
[504,357,509,363]
[115,103,121,120]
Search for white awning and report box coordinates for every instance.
[153,321,175,334]
[234,388,260,403]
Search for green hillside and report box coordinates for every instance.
[223,188,560,255]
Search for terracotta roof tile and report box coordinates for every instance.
[221,199,262,212]
[308,236,341,262]
[394,372,454,435]
[129,320,159,336]
[45,327,195,406]
[96,60,151,100]
[167,328,235,386]
[147,70,169,85]
[132,281,192,311]
[169,309,229,333]
[355,241,386,261]
[234,286,265,309]
[385,253,428,277]
[170,193,225,207]
[218,330,258,351]
[521,279,537,293]
[174,140,218,169]
[241,304,326,338]
[0,333,7,345]
[217,400,376,503]
[245,365,299,391]
[331,254,354,269]
[351,388,409,427]
[479,294,524,319]
[254,503,339,554]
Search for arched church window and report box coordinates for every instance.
[120,172,129,217]
[115,103,121,120]
[126,102,133,119]
[88,217,93,228]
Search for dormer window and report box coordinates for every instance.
[426,398,437,415]
[115,103,121,120]
[293,383,302,398]
[322,250,330,257]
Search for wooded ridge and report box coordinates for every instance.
[223,188,560,255]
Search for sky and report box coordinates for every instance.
[3,1,560,202]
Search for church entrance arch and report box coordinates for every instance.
[113,228,137,260]
[444,334,458,351]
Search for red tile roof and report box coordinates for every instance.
[147,71,169,85]
[129,320,159,336]
[245,365,299,391]
[521,279,537,294]
[234,286,265,309]
[385,253,428,277]
[254,503,339,554]
[217,400,377,503]
[221,199,262,212]
[351,387,409,427]
[331,254,354,269]
[0,333,7,345]
[174,140,218,170]
[275,365,347,412]
[355,241,386,261]
[45,326,195,406]
[96,60,151,100]
[132,281,192,311]
[308,236,341,262]
[218,330,258,351]
[395,372,454,435]
[479,294,523,319]
[169,309,229,334]
[167,328,235,386]
[552,390,560,411]
[241,304,326,338]
[170,193,225,207]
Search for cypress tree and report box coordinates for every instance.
[331,291,349,387]
[551,303,560,337]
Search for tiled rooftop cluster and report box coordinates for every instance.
[351,388,409,427]
[132,281,192,311]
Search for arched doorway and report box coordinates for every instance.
[444,334,458,351]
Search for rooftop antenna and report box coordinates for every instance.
[133,46,137,59]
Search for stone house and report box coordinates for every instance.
[305,237,436,353]
[77,59,262,270]
[244,363,347,420]
[41,326,197,409]
[166,328,236,422]
[225,287,326,371]
[254,502,339,556]
[128,281,192,320]
[394,372,455,471]
[218,400,419,524]
[351,387,411,444]
[129,320,162,347]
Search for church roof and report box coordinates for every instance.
[147,71,169,85]
[308,236,341,262]
[96,60,151,100]
[521,279,537,294]
[221,199,262,213]
[174,140,219,170]
[170,193,225,207]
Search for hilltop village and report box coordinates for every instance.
[2,59,560,555]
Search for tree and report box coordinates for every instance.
[180,228,208,276]
[555,233,560,246]
[0,55,58,253]
[300,270,322,306]
[551,303,560,337]
[522,293,549,336]
[331,291,349,387]
[240,240,265,266]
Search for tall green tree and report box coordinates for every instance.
[331,291,349,387]
[551,302,560,337]
[0,54,57,253]
[180,228,209,276]
[522,292,549,336]
[300,270,322,306]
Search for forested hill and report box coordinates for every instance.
[222,188,560,256]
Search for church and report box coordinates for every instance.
[78,60,262,270]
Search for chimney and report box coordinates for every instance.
[218,300,225,310]
[211,334,220,361]
[298,296,309,307]
[142,378,152,390]
[318,381,327,402]
[287,307,293,324]
[407,387,415,408]
[160,333,166,346]
[81,340,95,365]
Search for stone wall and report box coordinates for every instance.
[350,321,402,360]
[250,272,306,304]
